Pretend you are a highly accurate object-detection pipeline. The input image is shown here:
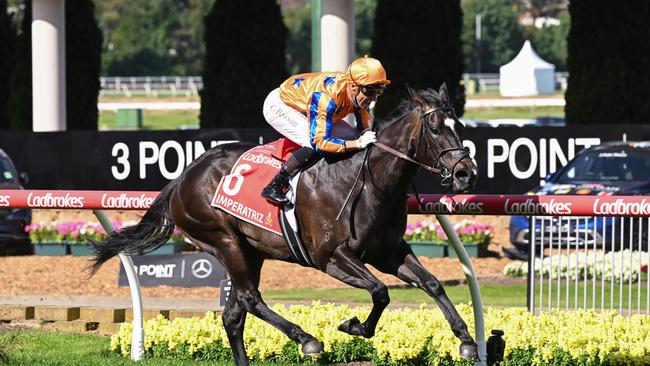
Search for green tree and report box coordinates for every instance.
[565,0,650,125]
[355,0,377,57]
[530,11,569,71]
[6,0,31,130]
[0,0,15,127]
[200,0,288,128]
[284,0,376,74]
[66,0,102,129]
[372,0,465,118]
[284,3,311,74]
[97,0,213,76]
[462,0,524,73]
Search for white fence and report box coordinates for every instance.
[99,73,570,97]
[528,216,649,315]
[100,76,203,97]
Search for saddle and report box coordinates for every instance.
[211,138,315,267]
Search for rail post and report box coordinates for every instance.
[93,209,145,361]
[436,214,487,366]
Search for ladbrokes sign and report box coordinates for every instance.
[409,195,650,217]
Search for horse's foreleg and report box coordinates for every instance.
[222,285,249,366]
[325,245,389,338]
[385,247,479,361]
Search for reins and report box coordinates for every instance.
[335,104,470,222]
[374,106,469,183]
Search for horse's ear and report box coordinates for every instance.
[439,83,450,102]
[406,84,426,106]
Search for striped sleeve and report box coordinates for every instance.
[355,108,372,132]
[308,92,347,153]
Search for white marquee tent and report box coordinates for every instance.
[499,40,555,97]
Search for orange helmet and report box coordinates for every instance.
[347,56,391,86]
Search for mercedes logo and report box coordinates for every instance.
[191,259,213,279]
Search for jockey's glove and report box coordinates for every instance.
[355,130,377,149]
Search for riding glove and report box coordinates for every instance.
[355,130,377,149]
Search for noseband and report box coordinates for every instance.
[373,105,470,186]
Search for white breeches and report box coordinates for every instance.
[262,88,358,148]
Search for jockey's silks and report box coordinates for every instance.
[279,72,371,153]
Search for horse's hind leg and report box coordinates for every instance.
[324,245,389,338]
[200,234,323,358]
[372,241,479,361]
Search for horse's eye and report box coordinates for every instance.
[431,128,439,135]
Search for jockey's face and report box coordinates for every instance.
[349,83,384,109]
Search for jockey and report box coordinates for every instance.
[261,55,390,204]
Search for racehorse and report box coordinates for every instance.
[90,84,479,365]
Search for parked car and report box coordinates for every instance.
[0,149,31,255]
[506,141,650,260]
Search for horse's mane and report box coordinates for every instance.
[377,88,444,128]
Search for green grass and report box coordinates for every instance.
[0,331,297,365]
[263,284,528,308]
[262,282,648,311]
[99,110,199,131]
[463,106,564,120]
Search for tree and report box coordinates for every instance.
[6,0,31,130]
[530,11,569,71]
[200,0,288,128]
[284,3,311,74]
[0,0,15,127]
[283,0,376,74]
[565,1,650,124]
[7,0,102,130]
[462,0,524,74]
[66,0,102,129]
[517,0,568,21]
[372,0,465,118]
[97,0,213,76]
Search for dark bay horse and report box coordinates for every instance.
[90,84,479,364]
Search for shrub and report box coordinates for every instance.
[111,303,650,365]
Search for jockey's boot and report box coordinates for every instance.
[261,146,319,205]
[261,168,291,204]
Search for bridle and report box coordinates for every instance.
[335,103,471,221]
[373,105,471,186]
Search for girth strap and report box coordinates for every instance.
[279,209,315,268]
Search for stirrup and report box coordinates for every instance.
[261,186,289,205]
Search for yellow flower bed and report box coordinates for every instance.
[111,302,650,365]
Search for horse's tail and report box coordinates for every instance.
[88,179,179,276]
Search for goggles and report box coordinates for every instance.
[360,84,387,96]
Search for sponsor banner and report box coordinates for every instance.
[408,194,650,217]
[0,190,158,210]
[118,252,227,287]
[0,125,644,194]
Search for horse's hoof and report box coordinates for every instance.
[302,340,323,356]
[338,316,361,333]
[459,341,480,362]
[338,316,374,338]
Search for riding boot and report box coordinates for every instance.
[261,147,318,205]
[261,167,292,204]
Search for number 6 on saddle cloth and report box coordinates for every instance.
[211,138,316,267]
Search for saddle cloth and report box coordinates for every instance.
[211,138,300,236]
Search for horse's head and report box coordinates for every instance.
[403,84,478,192]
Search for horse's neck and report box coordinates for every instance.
[368,116,420,197]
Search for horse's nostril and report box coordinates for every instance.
[454,169,470,183]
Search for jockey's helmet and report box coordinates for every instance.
[347,56,391,88]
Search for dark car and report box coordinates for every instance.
[506,141,650,260]
[0,149,31,255]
